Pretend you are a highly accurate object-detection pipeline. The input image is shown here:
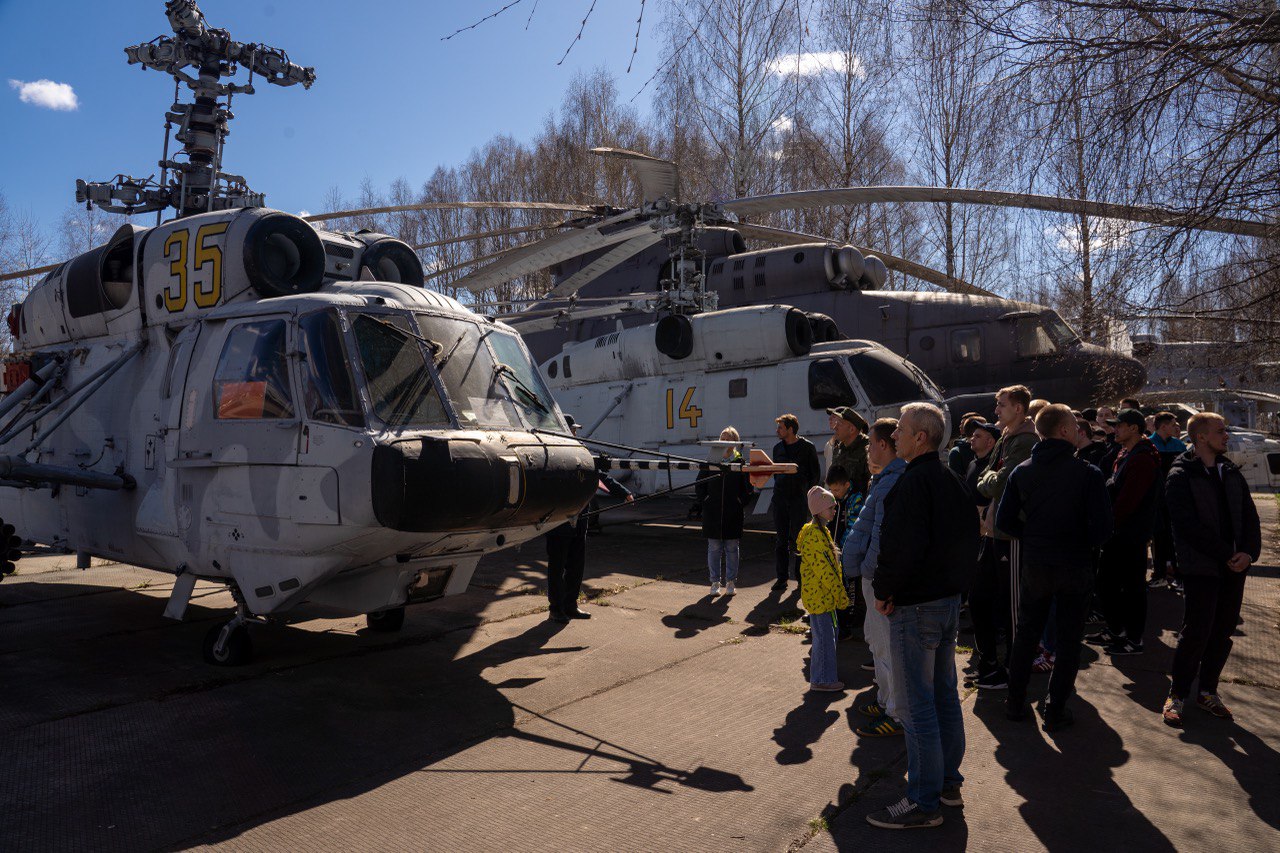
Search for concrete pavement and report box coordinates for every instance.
[1,499,1277,851]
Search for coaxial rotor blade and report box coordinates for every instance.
[547,231,665,297]
[423,238,545,281]
[304,200,595,224]
[412,222,565,251]
[734,222,994,297]
[451,210,653,293]
[591,147,681,204]
[723,187,1272,238]
[0,263,59,283]
[505,300,651,334]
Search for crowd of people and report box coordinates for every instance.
[546,390,1263,831]
[750,388,1262,830]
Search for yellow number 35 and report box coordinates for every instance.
[163,222,229,313]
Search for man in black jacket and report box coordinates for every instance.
[1087,409,1162,656]
[771,413,821,591]
[996,405,1113,730]
[866,403,979,830]
[1161,413,1262,727]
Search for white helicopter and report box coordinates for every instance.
[0,1,607,665]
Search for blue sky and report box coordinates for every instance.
[0,1,662,229]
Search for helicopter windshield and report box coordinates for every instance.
[350,313,450,428]
[416,313,559,431]
[847,350,927,406]
[1040,310,1081,348]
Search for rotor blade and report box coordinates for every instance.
[506,300,651,334]
[547,231,665,297]
[592,147,681,203]
[734,223,994,297]
[303,200,595,224]
[723,187,1273,238]
[412,222,564,251]
[422,238,543,281]
[451,210,652,293]
[0,262,58,283]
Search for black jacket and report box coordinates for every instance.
[948,439,975,478]
[874,453,979,607]
[964,451,994,508]
[772,436,820,502]
[994,438,1113,569]
[1107,437,1162,545]
[695,456,754,540]
[1164,451,1262,577]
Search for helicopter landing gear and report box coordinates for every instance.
[203,614,254,666]
[365,606,405,633]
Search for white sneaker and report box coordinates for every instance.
[725,582,735,595]
[711,583,720,596]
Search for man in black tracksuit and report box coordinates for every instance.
[771,413,821,591]
[996,405,1113,730]
[1161,413,1261,727]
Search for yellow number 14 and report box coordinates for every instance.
[665,387,703,429]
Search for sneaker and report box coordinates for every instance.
[1085,628,1121,646]
[724,581,735,595]
[810,681,845,692]
[1032,653,1055,673]
[770,580,787,592]
[711,583,721,596]
[866,797,943,829]
[1104,639,1144,656]
[1147,577,1168,589]
[1169,580,1184,594]
[856,714,904,737]
[857,701,884,718]
[1196,692,1234,720]
[973,668,1009,690]
[1042,706,1075,732]
[860,660,876,672]
[1162,696,1185,728]
[962,660,981,675]
[940,785,964,808]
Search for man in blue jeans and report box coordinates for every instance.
[868,403,980,830]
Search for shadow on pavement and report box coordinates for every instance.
[973,695,1176,852]
[1179,718,1280,831]
[660,592,731,638]
[773,690,845,765]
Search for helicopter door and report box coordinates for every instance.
[177,315,301,466]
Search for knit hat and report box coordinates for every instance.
[807,485,837,516]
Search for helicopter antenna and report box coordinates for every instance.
[75,0,315,219]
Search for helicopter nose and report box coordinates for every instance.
[371,434,597,533]
[1116,354,1148,397]
[1083,345,1148,400]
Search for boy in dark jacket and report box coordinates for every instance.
[1088,409,1162,656]
[1161,413,1262,727]
[996,405,1113,730]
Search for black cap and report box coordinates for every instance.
[1106,408,1146,428]
[977,423,1001,441]
[826,406,868,433]
[1081,408,1098,421]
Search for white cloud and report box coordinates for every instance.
[1046,218,1136,255]
[297,209,312,218]
[770,115,794,134]
[765,51,864,78]
[9,78,79,111]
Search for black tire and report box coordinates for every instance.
[366,606,406,633]
[202,621,253,666]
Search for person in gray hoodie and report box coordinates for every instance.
[971,385,1040,690]
[843,418,906,738]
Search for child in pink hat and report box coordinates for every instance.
[798,486,850,691]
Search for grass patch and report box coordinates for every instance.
[722,636,745,645]
[956,643,974,654]
[807,817,829,833]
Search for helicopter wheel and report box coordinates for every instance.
[202,620,254,666]
[366,606,406,633]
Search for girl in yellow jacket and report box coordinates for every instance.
[798,486,851,691]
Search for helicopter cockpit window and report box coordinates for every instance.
[299,311,365,427]
[213,319,295,419]
[808,358,855,409]
[1040,310,1081,348]
[351,314,448,428]
[1015,317,1057,358]
[416,313,557,431]
[848,350,924,406]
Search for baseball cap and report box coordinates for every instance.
[1106,408,1146,428]
[976,423,1001,441]
[826,406,869,432]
